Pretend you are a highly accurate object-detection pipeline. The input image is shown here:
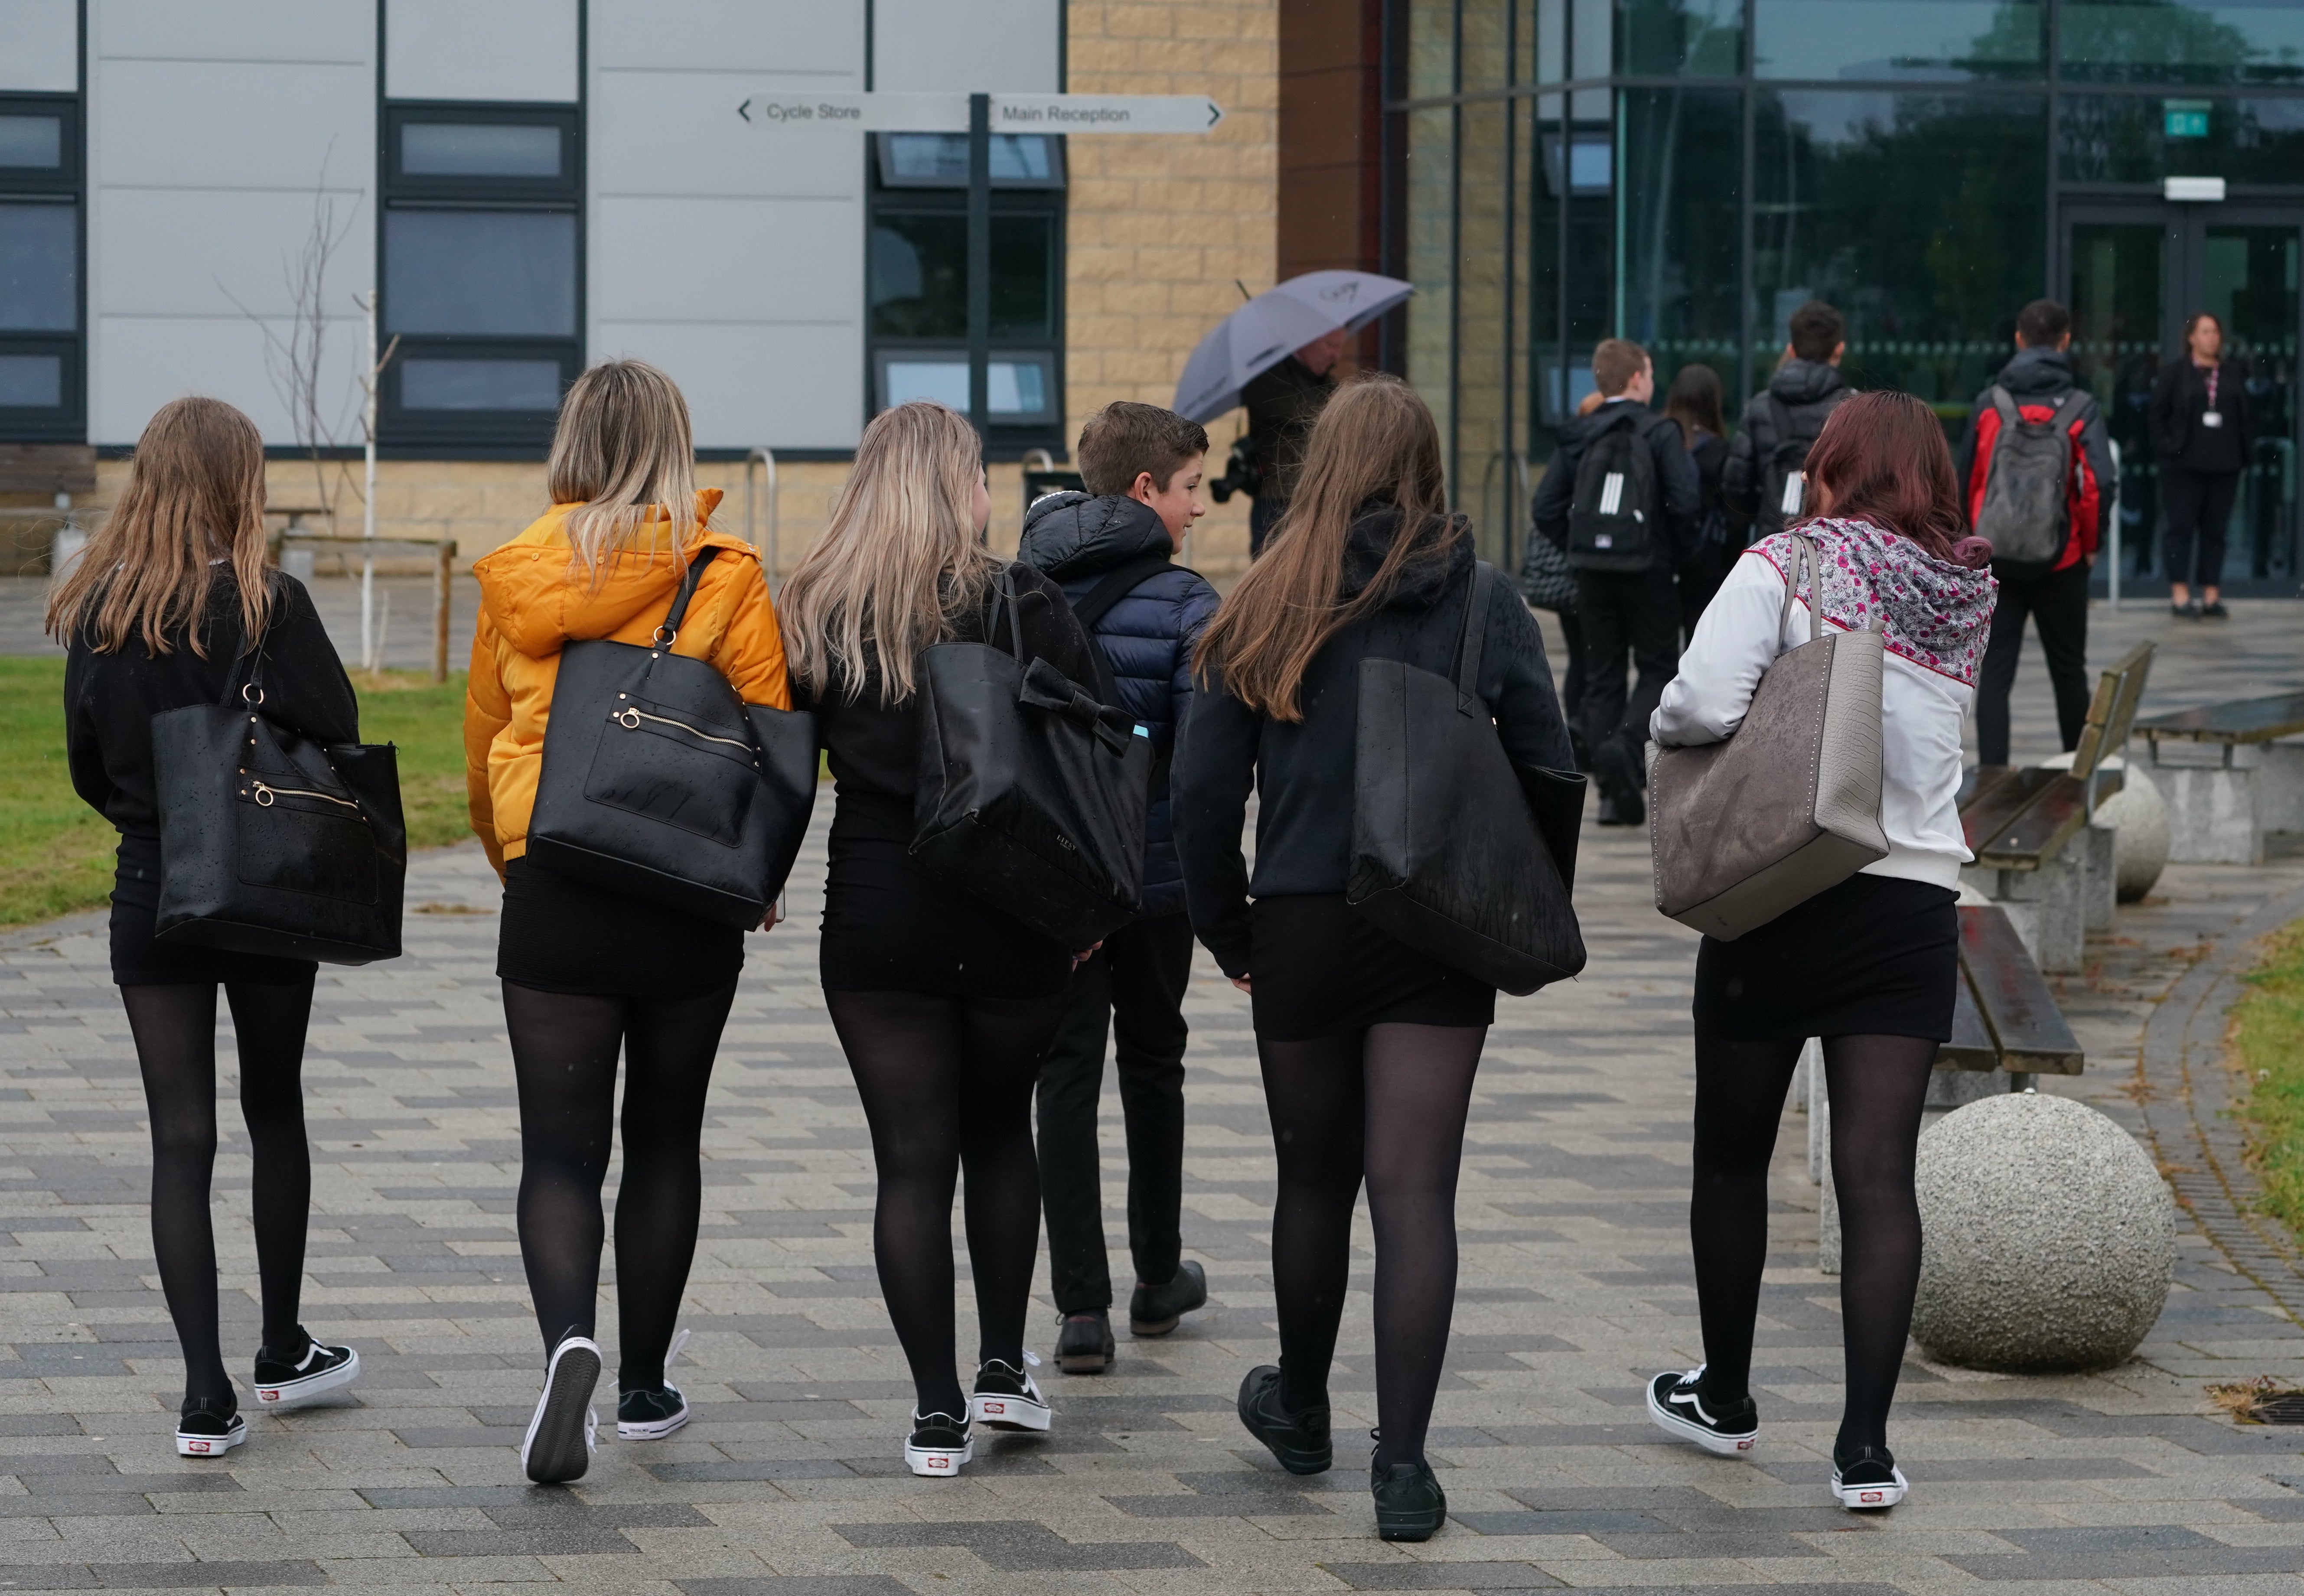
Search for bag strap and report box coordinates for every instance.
[985,563,1026,662]
[1069,552,1176,632]
[2048,386,2092,436]
[652,546,721,646]
[222,572,279,709]
[1453,560,1496,708]
[1779,533,1825,646]
[1989,384,2018,429]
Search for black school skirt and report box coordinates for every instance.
[1692,872,1959,1042]
[1249,893,1495,1042]
[498,854,744,998]
[818,831,1072,999]
[108,836,315,988]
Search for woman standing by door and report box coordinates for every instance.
[1174,375,1574,1541]
[777,400,1105,1478]
[1642,391,1997,1511]
[51,397,365,1457]
[2151,310,2252,617]
[466,360,790,1483]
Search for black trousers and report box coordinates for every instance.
[1034,913,1196,1314]
[1975,557,2091,769]
[2161,466,2241,588]
[1574,564,1680,784]
[1554,607,1587,741]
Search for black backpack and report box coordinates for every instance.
[1566,407,1661,572]
[1753,392,1837,539]
[1975,385,2091,571]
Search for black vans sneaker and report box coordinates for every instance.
[175,1397,245,1459]
[970,1355,1052,1433]
[251,1332,360,1410]
[1055,1310,1115,1374]
[1645,1366,1758,1456]
[1372,1455,1448,1541]
[1237,1364,1332,1475]
[1831,1444,1909,1509]
[904,1410,973,1477]
[1129,1260,1208,1336]
[521,1330,601,1485]
[617,1384,690,1440]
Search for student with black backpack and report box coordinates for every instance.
[1533,338,1700,825]
[1955,299,2115,767]
[1723,300,1854,543]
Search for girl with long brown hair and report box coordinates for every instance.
[1174,375,1573,1541]
[1645,390,1997,1510]
[50,396,364,1457]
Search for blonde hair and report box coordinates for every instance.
[547,360,701,575]
[779,401,993,706]
[46,396,274,658]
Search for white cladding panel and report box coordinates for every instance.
[386,0,578,104]
[589,0,866,450]
[88,0,376,446]
[0,0,78,91]
[872,0,1061,93]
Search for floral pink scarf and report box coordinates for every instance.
[1750,517,1999,686]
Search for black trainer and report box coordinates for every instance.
[905,1410,973,1476]
[617,1384,690,1440]
[175,1397,245,1459]
[1372,1454,1448,1541]
[1237,1364,1331,1475]
[1644,1365,1758,1456]
[1831,1443,1909,1509]
[1055,1310,1115,1373]
[521,1329,601,1485]
[1129,1261,1208,1336]
[970,1356,1053,1432]
[251,1331,360,1410]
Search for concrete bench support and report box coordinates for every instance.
[2148,741,2304,865]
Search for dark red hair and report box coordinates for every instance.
[1798,390,1988,568]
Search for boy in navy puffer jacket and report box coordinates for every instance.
[1018,402,1220,1374]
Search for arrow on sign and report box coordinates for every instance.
[736,91,1223,136]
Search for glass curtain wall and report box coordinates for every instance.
[1389,0,2304,593]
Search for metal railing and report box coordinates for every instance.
[744,447,779,590]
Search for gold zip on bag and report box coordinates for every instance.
[611,705,755,756]
[247,779,360,812]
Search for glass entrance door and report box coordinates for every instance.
[2066,207,2300,596]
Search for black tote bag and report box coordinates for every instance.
[152,643,407,966]
[1348,562,1587,995]
[912,568,1154,949]
[526,548,819,928]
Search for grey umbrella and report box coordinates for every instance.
[1171,270,1414,423]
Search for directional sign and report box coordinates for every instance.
[738,91,1223,135]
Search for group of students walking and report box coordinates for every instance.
[57,329,2026,1536]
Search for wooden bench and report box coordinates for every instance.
[2136,691,2304,865]
[1956,643,2154,972]
[0,445,99,576]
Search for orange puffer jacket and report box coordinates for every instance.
[463,490,791,876]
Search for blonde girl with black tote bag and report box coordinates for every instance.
[49,397,365,1458]
[465,360,791,1483]
[1173,376,1575,1541]
[1642,391,1998,1511]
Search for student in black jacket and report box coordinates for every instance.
[1664,363,1741,643]
[1723,300,1854,539]
[2151,311,2254,616]
[49,397,364,1459]
[1176,375,1573,1543]
[1532,338,1699,825]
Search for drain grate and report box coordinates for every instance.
[2253,1393,2304,1425]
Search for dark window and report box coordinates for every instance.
[379,103,580,451]
[1620,0,1743,75]
[865,132,1065,448]
[0,93,79,442]
[1621,87,1743,410]
[2062,93,2304,182]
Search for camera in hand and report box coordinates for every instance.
[1206,435,1262,505]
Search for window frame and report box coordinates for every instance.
[0,91,84,443]
[377,100,582,454]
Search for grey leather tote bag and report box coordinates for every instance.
[1648,533,1887,941]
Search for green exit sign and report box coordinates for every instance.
[2165,100,2211,139]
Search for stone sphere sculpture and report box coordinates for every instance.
[1910,1093,2176,1372]
[2095,761,2170,902]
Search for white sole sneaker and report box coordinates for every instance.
[252,1345,361,1409]
[971,1375,1052,1433]
[1833,1463,1908,1509]
[176,1414,246,1458]
[522,1335,602,1484]
[1645,1371,1757,1456]
[904,1430,974,1477]
[617,1386,691,1441]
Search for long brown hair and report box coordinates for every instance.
[1799,390,1976,565]
[45,397,273,657]
[1664,362,1725,446]
[1194,374,1456,720]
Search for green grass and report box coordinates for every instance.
[2235,919,2304,1234]
[0,660,473,931]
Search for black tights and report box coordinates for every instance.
[826,989,1064,1421]
[1689,1031,1937,1457]
[504,979,736,1390]
[121,980,317,1409]
[1259,1022,1486,1472]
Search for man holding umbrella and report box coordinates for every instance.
[1240,326,1346,555]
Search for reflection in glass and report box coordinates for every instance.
[2062,0,2304,85]
[0,354,61,407]
[1754,91,2046,420]
[401,123,561,178]
[384,210,577,337]
[1621,90,1743,413]
[1620,0,1742,75]
[0,115,62,169]
[1754,0,2042,80]
[881,357,1052,417]
[2060,95,2304,182]
[2068,223,2165,583]
[2202,226,2299,581]
[400,358,564,411]
[879,134,1059,185]
[868,213,1055,341]
[0,203,76,332]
